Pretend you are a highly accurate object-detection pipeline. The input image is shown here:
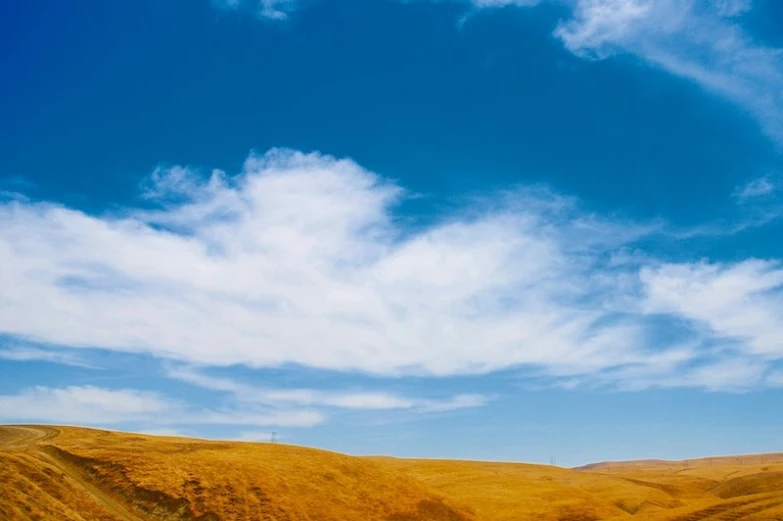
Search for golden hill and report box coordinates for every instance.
[0,425,474,521]
[373,455,783,521]
[3,425,783,521]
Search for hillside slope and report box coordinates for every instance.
[0,425,475,521]
[4,425,783,521]
[372,454,783,521]
[370,457,676,521]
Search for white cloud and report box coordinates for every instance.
[555,0,660,58]
[0,386,174,425]
[641,260,783,358]
[0,346,96,368]
[259,0,294,20]
[734,176,777,201]
[595,353,768,391]
[554,0,783,146]
[0,384,324,428]
[681,357,766,391]
[712,0,752,17]
[409,0,782,148]
[419,393,489,411]
[167,366,489,412]
[0,149,660,379]
[214,0,295,20]
[1,149,782,391]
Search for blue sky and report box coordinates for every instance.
[1,0,783,466]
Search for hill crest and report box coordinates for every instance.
[3,425,783,521]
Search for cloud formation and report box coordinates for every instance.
[386,0,783,148]
[0,149,782,390]
[538,0,783,147]
[0,149,647,376]
[734,176,777,201]
[214,0,296,20]
[168,366,489,412]
[0,386,173,425]
[0,346,96,368]
[641,261,783,359]
[0,385,324,428]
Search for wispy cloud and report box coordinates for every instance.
[0,149,653,378]
[0,385,324,428]
[576,350,771,392]
[0,386,174,425]
[213,0,296,20]
[734,176,777,201]
[641,260,783,359]
[410,0,783,148]
[539,0,783,147]
[167,366,489,412]
[0,346,97,368]
[713,0,752,17]
[0,149,782,391]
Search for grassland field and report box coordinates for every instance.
[3,425,783,521]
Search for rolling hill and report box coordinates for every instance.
[3,425,783,520]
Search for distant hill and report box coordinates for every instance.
[3,425,783,520]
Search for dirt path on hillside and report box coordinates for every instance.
[0,425,59,450]
[0,426,149,521]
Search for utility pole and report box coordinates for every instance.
[270,431,278,444]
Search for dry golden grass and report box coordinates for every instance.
[0,450,121,521]
[371,454,783,521]
[0,425,474,521]
[368,457,675,520]
[3,425,783,521]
